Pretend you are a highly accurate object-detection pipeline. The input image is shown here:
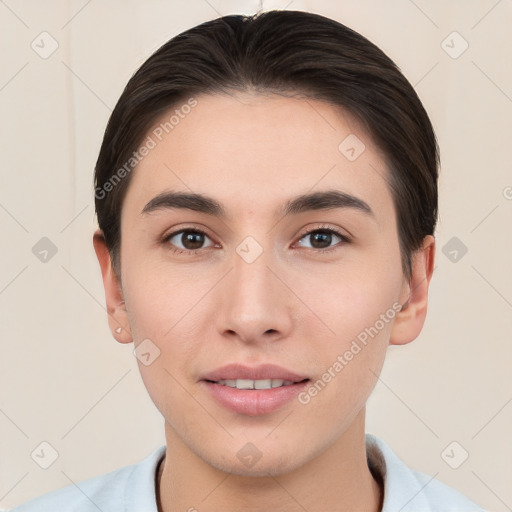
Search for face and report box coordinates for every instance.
[96,92,432,477]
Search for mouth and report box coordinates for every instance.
[200,364,310,416]
[207,378,308,389]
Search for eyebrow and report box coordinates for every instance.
[141,189,373,218]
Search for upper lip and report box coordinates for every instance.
[201,364,308,382]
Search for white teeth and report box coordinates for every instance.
[237,379,254,389]
[255,379,272,389]
[216,379,296,389]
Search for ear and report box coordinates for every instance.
[93,229,132,344]
[390,235,435,346]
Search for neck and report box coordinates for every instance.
[157,410,382,512]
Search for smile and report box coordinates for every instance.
[200,364,310,415]
[214,379,297,389]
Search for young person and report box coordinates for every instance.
[12,10,486,512]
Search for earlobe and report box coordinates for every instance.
[389,235,435,346]
[92,229,133,344]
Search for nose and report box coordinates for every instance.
[215,243,294,346]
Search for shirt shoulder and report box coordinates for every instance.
[9,445,166,512]
[366,434,487,512]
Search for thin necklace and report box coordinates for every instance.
[156,455,165,512]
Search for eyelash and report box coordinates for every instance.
[161,224,350,256]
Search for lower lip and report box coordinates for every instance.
[201,380,309,416]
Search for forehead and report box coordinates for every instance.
[122,92,393,223]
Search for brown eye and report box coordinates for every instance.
[164,229,214,253]
[297,228,348,251]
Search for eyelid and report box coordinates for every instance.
[296,223,350,241]
[162,223,214,239]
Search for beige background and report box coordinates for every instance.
[1,0,511,510]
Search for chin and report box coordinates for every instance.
[205,446,308,478]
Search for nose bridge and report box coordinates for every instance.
[217,237,292,341]
[233,240,272,301]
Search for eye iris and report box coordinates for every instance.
[182,232,204,250]
[310,231,332,249]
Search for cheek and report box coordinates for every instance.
[295,253,402,403]
[127,280,202,428]
[297,274,397,429]
[122,259,210,394]
[122,251,205,340]
[309,255,403,344]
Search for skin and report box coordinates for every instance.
[93,91,435,512]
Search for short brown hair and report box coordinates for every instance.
[94,10,439,278]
